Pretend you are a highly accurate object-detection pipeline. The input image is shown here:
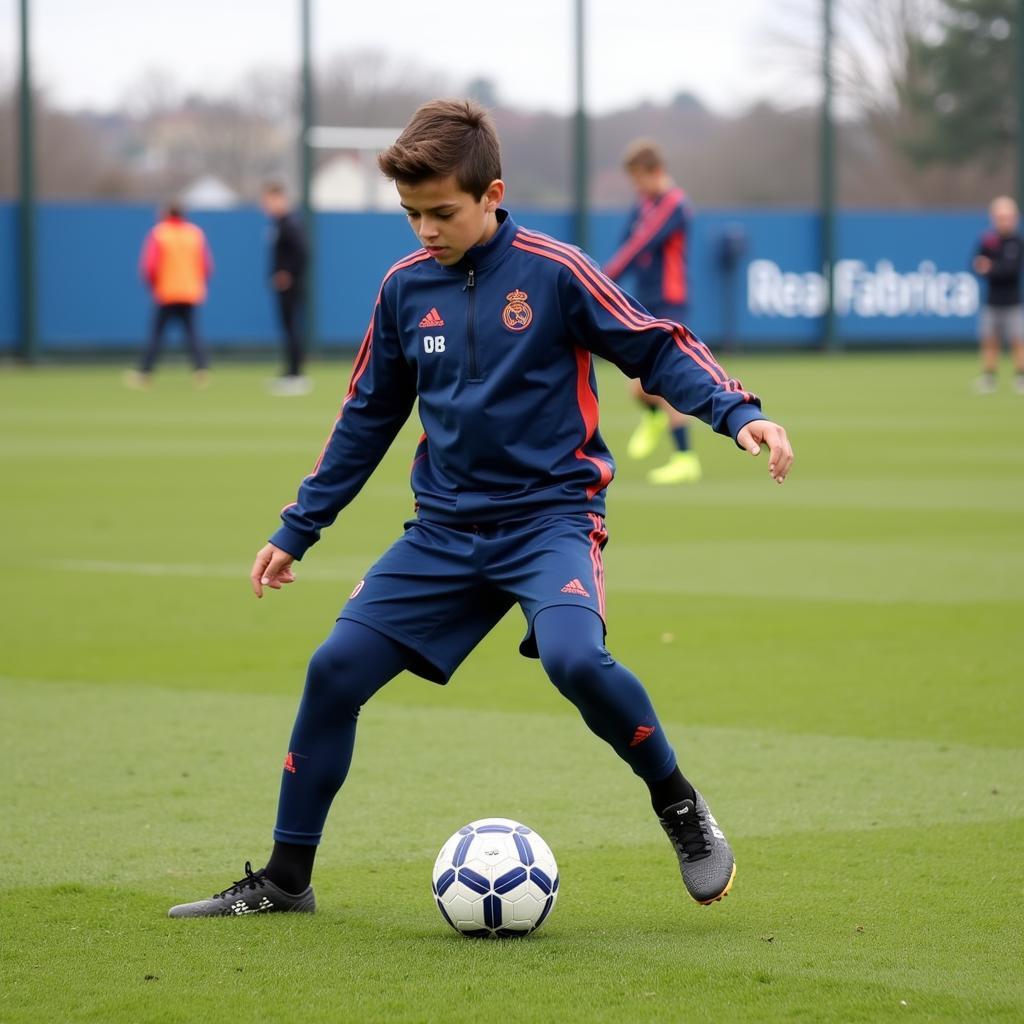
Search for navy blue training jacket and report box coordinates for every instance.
[604,187,692,309]
[271,210,762,559]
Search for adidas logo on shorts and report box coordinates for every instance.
[560,578,590,597]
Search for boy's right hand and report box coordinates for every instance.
[251,543,296,598]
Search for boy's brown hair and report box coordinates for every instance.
[622,138,665,173]
[378,99,502,199]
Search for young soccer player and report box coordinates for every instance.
[168,100,793,918]
[973,195,1024,394]
[125,203,213,391]
[604,140,699,484]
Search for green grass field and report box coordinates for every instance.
[1,353,1022,1023]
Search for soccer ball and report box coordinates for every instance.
[431,818,559,938]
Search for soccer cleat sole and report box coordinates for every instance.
[167,901,316,918]
[694,861,736,906]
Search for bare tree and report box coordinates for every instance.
[759,0,1011,205]
[315,50,449,128]
[3,32,1009,209]
[0,88,16,197]
[0,84,130,199]
[121,67,297,200]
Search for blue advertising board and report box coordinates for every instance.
[0,203,992,353]
[0,203,18,349]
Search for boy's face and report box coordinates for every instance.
[261,191,288,217]
[396,175,505,266]
[628,166,664,199]
[991,198,1019,235]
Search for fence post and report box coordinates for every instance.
[18,0,38,363]
[300,0,316,356]
[573,0,589,251]
[820,0,837,351]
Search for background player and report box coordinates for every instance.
[166,100,793,920]
[604,140,699,483]
[973,195,1024,394]
[125,203,213,390]
[261,182,311,396]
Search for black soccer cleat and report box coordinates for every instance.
[167,861,316,918]
[658,791,736,905]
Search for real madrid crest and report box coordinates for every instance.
[502,288,533,331]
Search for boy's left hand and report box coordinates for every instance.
[737,420,793,483]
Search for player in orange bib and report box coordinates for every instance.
[126,203,214,389]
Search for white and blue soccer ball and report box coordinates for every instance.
[431,818,559,938]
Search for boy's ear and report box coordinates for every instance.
[484,179,505,212]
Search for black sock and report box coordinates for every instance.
[671,424,690,452]
[647,766,697,816]
[265,841,317,894]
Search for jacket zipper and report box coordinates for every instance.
[464,266,480,381]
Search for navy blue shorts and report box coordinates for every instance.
[338,513,608,684]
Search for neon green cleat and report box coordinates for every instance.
[626,409,670,460]
[647,451,703,485]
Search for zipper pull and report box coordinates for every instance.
[464,267,475,291]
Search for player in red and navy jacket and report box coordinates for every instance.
[167,101,793,920]
[604,148,691,316]
[605,140,703,485]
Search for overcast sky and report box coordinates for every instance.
[0,0,819,115]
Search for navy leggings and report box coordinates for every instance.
[140,303,209,372]
[273,606,677,845]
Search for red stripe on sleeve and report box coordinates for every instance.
[573,347,614,498]
[661,231,685,305]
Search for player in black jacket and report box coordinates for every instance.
[973,196,1024,394]
[262,183,311,395]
